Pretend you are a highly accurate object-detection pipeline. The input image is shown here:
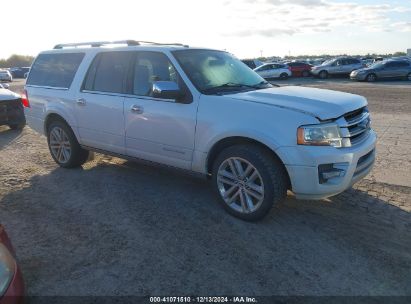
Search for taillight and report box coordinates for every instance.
[21,89,30,108]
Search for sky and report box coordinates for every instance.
[2,0,411,59]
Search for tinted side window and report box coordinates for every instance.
[398,61,410,67]
[27,53,85,88]
[133,52,179,97]
[84,52,133,94]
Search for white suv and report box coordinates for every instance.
[24,40,376,221]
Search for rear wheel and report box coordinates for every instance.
[366,73,377,82]
[8,123,25,130]
[319,70,328,79]
[212,144,288,221]
[47,120,90,168]
[279,73,288,79]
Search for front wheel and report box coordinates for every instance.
[319,70,328,79]
[47,120,90,168]
[302,70,310,77]
[407,73,411,81]
[366,73,377,82]
[212,145,288,221]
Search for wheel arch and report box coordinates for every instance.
[44,112,80,141]
[206,136,291,188]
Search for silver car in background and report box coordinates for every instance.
[311,57,363,79]
[350,60,411,82]
[0,70,13,82]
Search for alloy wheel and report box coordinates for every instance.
[217,157,265,214]
[49,126,71,164]
[367,74,376,82]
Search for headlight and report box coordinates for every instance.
[297,123,342,147]
[0,244,15,296]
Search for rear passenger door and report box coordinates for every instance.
[123,51,197,170]
[75,51,133,154]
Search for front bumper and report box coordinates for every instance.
[277,130,376,200]
[350,72,367,81]
[310,69,320,76]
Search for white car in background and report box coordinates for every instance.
[0,70,13,82]
[253,63,292,79]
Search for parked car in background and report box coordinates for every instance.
[0,225,24,304]
[372,57,384,63]
[311,57,364,79]
[0,84,26,130]
[361,58,374,67]
[285,61,313,77]
[0,70,12,82]
[254,63,291,79]
[350,60,411,82]
[9,68,30,79]
[241,59,264,69]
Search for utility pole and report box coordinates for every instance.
[260,50,263,58]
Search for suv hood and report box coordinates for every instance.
[227,86,367,120]
[0,88,20,101]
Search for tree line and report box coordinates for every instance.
[0,54,35,68]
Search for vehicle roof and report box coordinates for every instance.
[38,44,217,55]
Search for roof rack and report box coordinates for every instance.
[53,40,189,49]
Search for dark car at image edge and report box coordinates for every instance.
[0,225,24,304]
[0,84,26,130]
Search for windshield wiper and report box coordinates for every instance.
[203,81,271,94]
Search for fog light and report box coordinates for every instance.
[318,164,345,184]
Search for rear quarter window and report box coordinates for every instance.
[27,53,85,88]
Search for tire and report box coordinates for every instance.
[407,73,411,81]
[302,70,310,77]
[47,120,90,168]
[8,123,25,130]
[211,144,288,221]
[279,73,288,79]
[366,73,377,82]
[319,70,328,79]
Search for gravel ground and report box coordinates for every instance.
[1,79,410,296]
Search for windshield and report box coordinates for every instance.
[369,62,384,69]
[172,49,271,94]
[321,59,334,66]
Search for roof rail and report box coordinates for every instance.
[53,40,140,49]
[137,41,189,48]
[53,40,189,49]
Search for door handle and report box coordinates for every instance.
[130,105,144,114]
[76,98,86,106]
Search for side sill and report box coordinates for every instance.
[81,145,208,180]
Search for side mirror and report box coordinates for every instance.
[152,81,184,100]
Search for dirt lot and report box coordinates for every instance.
[1,79,410,296]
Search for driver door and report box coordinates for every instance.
[123,51,197,170]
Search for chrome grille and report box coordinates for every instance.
[338,107,371,147]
